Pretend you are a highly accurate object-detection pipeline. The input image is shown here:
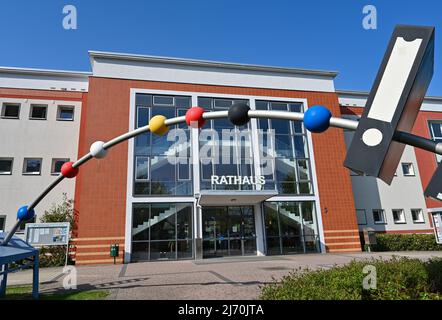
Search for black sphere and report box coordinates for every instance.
[228,102,250,126]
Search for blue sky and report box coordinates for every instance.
[1,0,442,95]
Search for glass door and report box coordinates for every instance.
[202,207,229,258]
[202,206,256,258]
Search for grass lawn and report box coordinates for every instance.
[5,285,110,300]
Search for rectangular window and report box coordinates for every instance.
[29,104,47,120]
[136,106,150,129]
[134,93,192,196]
[0,158,13,175]
[178,161,190,181]
[411,209,425,223]
[1,103,20,119]
[392,209,406,224]
[57,106,74,121]
[23,158,42,175]
[51,158,69,174]
[356,209,367,225]
[135,157,149,181]
[401,163,415,176]
[0,215,5,232]
[372,209,386,224]
[153,96,174,106]
[428,121,442,163]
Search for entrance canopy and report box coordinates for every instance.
[198,190,277,206]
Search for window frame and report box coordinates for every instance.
[392,208,407,224]
[1,103,20,119]
[411,208,425,224]
[0,215,6,232]
[153,95,174,106]
[401,162,415,177]
[427,120,442,163]
[29,104,48,120]
[135,156,150,182]
[57,105,75,121]
[177,160,191,181]
[22,158,43,176]
[0,157,13,175]
[136,106,150,129]
[372,209,387,225]
[51,158,69,175]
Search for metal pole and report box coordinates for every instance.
[0,264,7,298]
[1,220,21,246]
[32,253,39,300]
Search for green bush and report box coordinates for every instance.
[371,233,442,252]
[37,193,76,267]
[38,246,68,267]
[260,257,442,300]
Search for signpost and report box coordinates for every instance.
[24,222,70,265]
[431,212,442,245]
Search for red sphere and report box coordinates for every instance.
[185,106,206,128]
[61,162,79,178]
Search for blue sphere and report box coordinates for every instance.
[17,205,35,221]
[303,105,332,133]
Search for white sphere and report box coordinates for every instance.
[90,141,108,159]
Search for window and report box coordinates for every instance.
[356,209,367,225]
[411,209,425,223]
[131,203,193,261]
[402,163,415,176]
[18,216,36,232]
[135,157,149,181]
[57,106,74,121]
[153,96,174,106]
[134,93,192,196]
[428,121,442,162]
[51,158,69,174]
[0,158,13,175]
[0,215,5,232]
[1,103,20,119]
[392,209,406,224]
[372,209,386,224]
[29,104,47,120]
[23,158,42,175]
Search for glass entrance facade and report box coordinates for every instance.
[131,202,193,261]
[263,201,320,254]
[202,206,256,258]
[129,92,323,262]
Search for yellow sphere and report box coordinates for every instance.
[149,115,169,136]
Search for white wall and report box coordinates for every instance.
[91,56,336,93]
[344,128,431,232]
[0,97,81,235]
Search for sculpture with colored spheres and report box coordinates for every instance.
[303,105,332,133]
[185,106,206,128]
[61,162,79,178]
[17,205,35,221]
[149,115,169,136]
[228,102,250,126]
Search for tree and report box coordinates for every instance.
[38,193,76,267]
[40,193,76,230]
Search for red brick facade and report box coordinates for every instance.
[72,77,361,264]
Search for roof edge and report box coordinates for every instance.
[0,66,91,78]
[89,50,339,78]
[337,89,442,102]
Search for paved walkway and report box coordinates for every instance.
[6,251,442,299]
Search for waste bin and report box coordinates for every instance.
[110,244,119,264]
